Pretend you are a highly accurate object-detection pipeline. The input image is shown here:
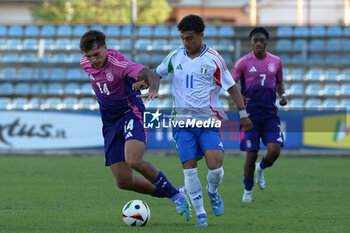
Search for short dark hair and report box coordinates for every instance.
[249,27,269,39]
[177,14,205,34]
[80,30,106,52]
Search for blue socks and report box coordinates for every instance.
[243,176,254,191]
[151,171,178,198]
[259,159,273,169]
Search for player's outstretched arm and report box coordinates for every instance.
[227,85,254,131]
[136,68,161,100]
[277,82,288,106]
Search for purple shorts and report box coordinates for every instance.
[239,116,284,151]
[103,113,146,166]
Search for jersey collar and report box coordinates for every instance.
[184,44,209,57]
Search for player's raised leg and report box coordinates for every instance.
[204,149,224,216]
[242,150,258,202]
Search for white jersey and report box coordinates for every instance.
[156,45,235,121]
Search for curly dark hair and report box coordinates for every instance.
[177,14,205,33]
[249,27,270,39]
[80,30,106,52]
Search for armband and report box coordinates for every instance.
[239,110,249,119]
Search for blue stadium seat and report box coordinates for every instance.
[120,39,131,51]
[90,25,104,32]
[22,39,38,50]
[343,39,350,51]
[218,26,235,37]
[79,97,98,110]
[43,97,63,110]
[326,39,341,51]
[135,53,150,64]
[288,83,304,96]
[324,69,340,81]
[221,54,233,67]
[1,68,16,80]
[278,54,291,64]
[57,25,72,37]
[20,53,37,63]
[0,97,12,110]
[340,99,350,110]
[170,25,178,37]
[322,98,339,109]
[0,39,4,49]
[341,69,350,81]
[106,39,119,50]
[154,25,169,37]
[24,25,39,36]
[47,83,64,95]
[323,83,340,96]
[81,83,94,95]
[14,83,31,96]
[216,39,234,52]
[289,98,304,109]
[293,39,307,51]
[105,25,120,37]
[150,54,165,65]
[34,68,50,80]
[55,39,71,50]
[12,97,28,110]
[305,69,324,81]
[137,25,153,37]
[135,39,152,51]
[67,68,83,80]
[64,83,80,95]
[50,68,66,81]
[152,39,168,51]
[304,98,322,110]
[51,53,69,63]
[40,25,56,37]
[69,53,82,63]
[342,55,350,65]
[121,25,131,37]
[8,25,23,37]
[0,25,7,36]
[327,26,342,37]
[283,68,291,81]
[62,97,79,110]
[73,25,88,37]
[0,82,14,95]
[5,39,22,50]
[276,26,292,37]
[340,84,350,96]
[309,39,325,51]
[203,39,217,49]
[43,38,55,50]
[71,39,80,51]
[27,97,41,110]
[17,68,33,80]
[3,54,19,63]
[325,55,341,66]
[31,83,47,95]
[294,26,309,37]
[343,26,350,37]
[276,39,292,51]
[305,84,322,96]
[310,26,326,37]
[205,25,217,37]
[307,54,324,65]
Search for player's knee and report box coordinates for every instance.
[116,179,131,190]
[125,157,143,170]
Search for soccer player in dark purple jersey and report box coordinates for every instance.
[230,27,288,202]
[79,30,191,220]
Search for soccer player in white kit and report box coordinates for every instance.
[153,15,253,226]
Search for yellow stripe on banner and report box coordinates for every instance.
[303,114,350,149]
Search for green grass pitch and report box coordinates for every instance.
[0,155,349,233]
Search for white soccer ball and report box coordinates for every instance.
[122,200,151,226]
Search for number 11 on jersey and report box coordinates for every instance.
[186,74,193,88]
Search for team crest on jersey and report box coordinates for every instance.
[106,72,114,82]
[268,63,276,72]
[200,64,208,74]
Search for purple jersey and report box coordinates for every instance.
[81,49,145,126]
[230,51,283,120]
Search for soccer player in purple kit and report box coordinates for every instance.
[230,27,288,202]
[79,30,191,220]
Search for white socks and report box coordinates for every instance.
[183,168,206,215]
[207,166,224,194]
